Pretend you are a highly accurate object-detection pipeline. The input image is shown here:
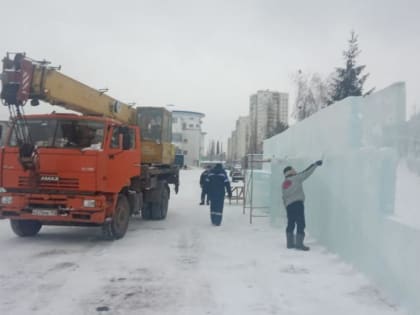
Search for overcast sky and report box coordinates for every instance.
[1,0,419,145]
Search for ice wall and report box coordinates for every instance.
[261,83,420,314]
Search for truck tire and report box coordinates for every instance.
[102,194,130,240]
[10,220,42,237]
[152,184,169,220]
[142,183,169,220]
[141,204,152,220]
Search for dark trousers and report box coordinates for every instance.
[201,188,208,203]
[210,196,224,226]
[286,201,306,235]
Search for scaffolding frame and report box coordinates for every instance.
[229,186,244,205]
[243,154,271,224]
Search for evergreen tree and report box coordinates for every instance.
[330,31,374,104]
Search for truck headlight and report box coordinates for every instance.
[83,199,96,208]
[1,196,13,204]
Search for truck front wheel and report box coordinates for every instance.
[102,194,130,240]
[10,220,42,237]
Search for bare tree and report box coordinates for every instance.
[293,70,331,121]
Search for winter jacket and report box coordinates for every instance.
[200,170,210,187]
[206,168,232,200]
[282,163,318,207]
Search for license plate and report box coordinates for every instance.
[32,209,58,216]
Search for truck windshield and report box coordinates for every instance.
[8,118,105,149]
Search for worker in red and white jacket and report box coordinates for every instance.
[282,160,322,251]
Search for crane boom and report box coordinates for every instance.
[1,53,136,124]
[1,53,176,166]
[31,67,136,124]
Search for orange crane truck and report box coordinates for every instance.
[0,53,179,239]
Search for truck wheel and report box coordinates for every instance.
[159,185,170,219]
[102,194,130,240]
[142,183,169,220]
[151,184,169,220]
[10,220,42,237]
[141,204,152,220]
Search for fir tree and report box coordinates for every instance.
[330,31,374,104]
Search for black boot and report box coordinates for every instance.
[286,232,295,249]
[199,201,204,205]
[295,234,310,251]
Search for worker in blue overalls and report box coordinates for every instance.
[206,163,232,226]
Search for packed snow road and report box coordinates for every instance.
[0,169,406,315]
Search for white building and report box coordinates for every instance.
[249,90,288,153]
[172,110,205,167]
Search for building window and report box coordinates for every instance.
[173,133,182,142]
[189,124,194,128]
[172,117,178,124]
[182,123,186,130]
[196,124,200,128]
[183,138,188,143]
[183,150,188,155]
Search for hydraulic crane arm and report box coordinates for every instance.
[1,53,136,124]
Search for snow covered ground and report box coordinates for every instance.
[0,169,407,315]
[393,160,420,229]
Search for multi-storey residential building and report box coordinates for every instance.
[249,90,288,153]
[227,137,232,162]
[235,116,249,160]
[231,129,238,161]
[172,110,205,167]
[227,116,250,165]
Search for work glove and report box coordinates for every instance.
[315,160,323,166]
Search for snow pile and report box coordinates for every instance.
[261,83,420,314]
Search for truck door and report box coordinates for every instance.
[105,126,141,192]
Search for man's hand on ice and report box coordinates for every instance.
[315,160,323,166]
